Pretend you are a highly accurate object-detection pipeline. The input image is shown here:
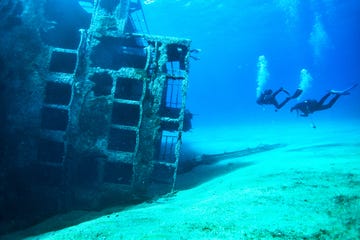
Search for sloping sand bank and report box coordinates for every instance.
[3,120,360,240]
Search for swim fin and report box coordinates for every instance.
[330,83,358,95]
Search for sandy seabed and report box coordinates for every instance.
[3,118,360,240]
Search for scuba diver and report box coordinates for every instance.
[190,48,201,61]
[183,109,193,132]
[290,83,358,117]
[257,87,302,110]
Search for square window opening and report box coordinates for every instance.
[75,156,101,186]
[151,163,175,184]
[115,77,143,101]
[37,139,64,163]
[166,44,187,70]
[90,72,113,96]
[49,51,77,73]
[90,37,147,70]
[108,128,137,152]
[111,103,140,126]
[99,0,120,13]
[41,107,68,131]
[45,81,72,105]
[103,161,133,185]
[33,165,64,186]
[160,120,179,132]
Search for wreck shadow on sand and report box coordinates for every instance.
[175,144,285,190]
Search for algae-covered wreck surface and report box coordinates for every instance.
[0,0,193,233]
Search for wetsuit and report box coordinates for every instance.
[291,84,358,117]
[257,88,302,109]
[291,92,346,117]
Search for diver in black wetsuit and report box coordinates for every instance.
[290,84,358,117]
[257,88,302,110]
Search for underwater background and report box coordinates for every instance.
[144,0,360,126]
[1,0,360,238]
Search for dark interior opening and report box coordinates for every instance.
[157,133,177,163]
[160,120,179,132]
[75,156,100,186]
[90,36,147,70]
[99,0,120,13]
[37,139,64,163]
[103,161,133,185]
[108,128,137,152]
[151,163,174,184]
[41,107,68,131]
[166,44,187,69]
[160,109,193,132]
[32,165,64,187]
[160,107,181,119]
[49,51,77,73]
[89,72,113,96]
[44,81,72,105]
[41,0,91,49]
[111,103,140,126]
[115,77,143,100]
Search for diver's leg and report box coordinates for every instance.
[273,88,291,109]
[272,88,283,97]
[318,94,341,110]
[277,97,291,109]
[273,88,290,97]
[273,100,281,109]
[318,93,332,105]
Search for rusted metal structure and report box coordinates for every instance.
[40,0,191,197]
[0,0,192,232]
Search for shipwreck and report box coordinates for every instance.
[0,0,193,232]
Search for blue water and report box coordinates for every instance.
[143,0,360,126]
[1,1,359,236]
